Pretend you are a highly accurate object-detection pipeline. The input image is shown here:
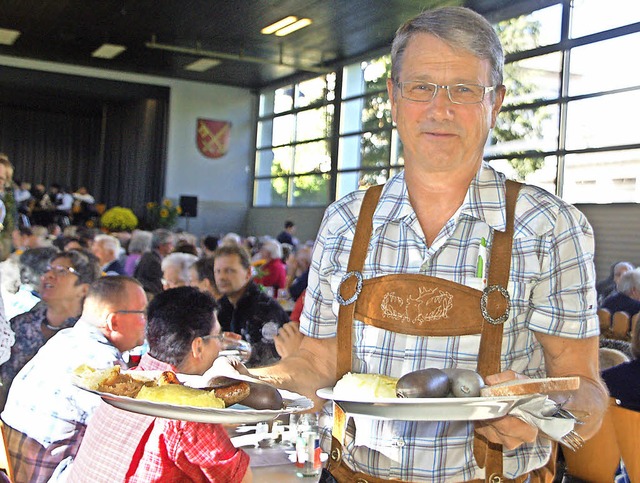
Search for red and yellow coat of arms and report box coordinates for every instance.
[196,119,231,158]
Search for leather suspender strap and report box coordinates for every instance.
[476,179,521,378]
[473,179,521,482]
[336,184,383,381]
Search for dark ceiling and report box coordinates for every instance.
[0,0,546,91]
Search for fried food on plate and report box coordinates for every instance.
[73,365,157,398]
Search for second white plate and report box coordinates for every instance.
[316,387,524,421]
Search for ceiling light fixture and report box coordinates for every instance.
[91,43,126,59]
[185,58,221,72]
[0,28,21,46]
[261,16,298,35]
[274,18,312,37]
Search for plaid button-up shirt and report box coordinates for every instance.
[302,164,598,482]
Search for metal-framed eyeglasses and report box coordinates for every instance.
[200,334,225,343]
[45,264,79,277]
[395,80,498,105]
[111,310,147,320]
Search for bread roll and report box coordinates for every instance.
[479,376,580,397]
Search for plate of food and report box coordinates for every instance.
[72,365,313,424]
[317,371,579,422]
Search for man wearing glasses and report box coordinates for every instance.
[248,7,608,482]
[1,276,147,482]
[67,287,251,482]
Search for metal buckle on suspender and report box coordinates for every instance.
[480,284,511,325]
[335,271,364,305]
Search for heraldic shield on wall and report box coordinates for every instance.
[196,118,231,158]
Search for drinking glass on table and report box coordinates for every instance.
[217,332,252,363]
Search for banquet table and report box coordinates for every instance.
[230,425,323,482]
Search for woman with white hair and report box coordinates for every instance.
[160,252,198,290]
[253,238,286,297]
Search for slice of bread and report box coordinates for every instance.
[480,376,580,397]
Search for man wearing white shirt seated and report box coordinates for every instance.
[92,234,125,275]
[1,276,147,482]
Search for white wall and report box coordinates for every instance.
[0,54,256,237]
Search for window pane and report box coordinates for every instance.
[272,114,295,146]
[254,178,287,207]
[259,91,275,117]
[255,146,294,176]
[291,174,331,206]
[338,132,390,171]
[336,169,389,199]
[487,105,559,156]
[569,32,640,97]
[563,150,640,203]
[293,141,331,174]
[340,93,392,135]
[296,106,333,142]
[256,120,272,149]
[274,86,294,114]
[571,0,640,39]
[496,4,562,56]
[503,52,562,107]
[295,75,335,108]
[342,56,391,98]
[488,156,557,192]
[565,91,640,150]
[390,129,404,167]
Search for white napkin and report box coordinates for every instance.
[508,395,576,441]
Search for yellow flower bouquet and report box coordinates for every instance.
[145,199,181,229]
[100,206,139,232]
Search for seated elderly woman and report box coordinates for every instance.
[161,252,198,290]
[253,238,287,297]
[0,249,101,407]
[124,230,152,277]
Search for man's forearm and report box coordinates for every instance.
[565,373,609,440]
[249,336,337,406]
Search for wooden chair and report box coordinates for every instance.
[597,308,612,338]
[0,420,14,482]
[610,400,640,482]
[611,311,631,340]
[562,398,620,482]
[630,312,639,339]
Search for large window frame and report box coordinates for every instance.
[253,0,640,207]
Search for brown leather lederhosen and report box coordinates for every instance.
[325,181,556,483]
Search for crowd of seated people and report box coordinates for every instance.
[13,180,100,228]
[0,220,314,479]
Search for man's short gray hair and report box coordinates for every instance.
[94,234,121,256]
[391,6,504,87]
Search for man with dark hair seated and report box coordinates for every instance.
[213,244,289,367]
[190,256,221,300]
[67,287,252,482]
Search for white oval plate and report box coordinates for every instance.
[316,387,525,421]
[73,371,312,424]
